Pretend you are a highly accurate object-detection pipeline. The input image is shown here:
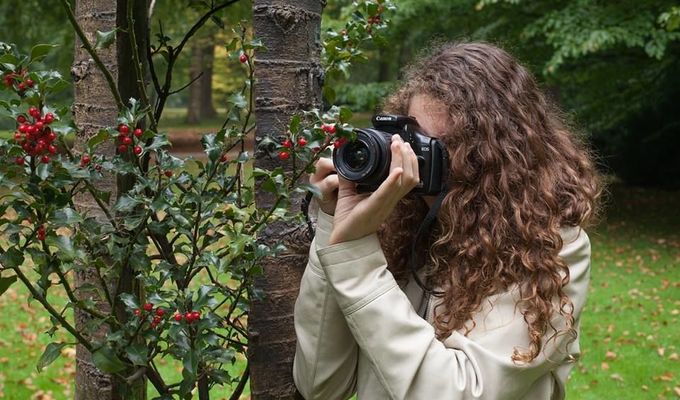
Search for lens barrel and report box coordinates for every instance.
[333,128,392,189]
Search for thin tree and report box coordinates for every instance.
[250,0,324,399]
[70,0,147,397]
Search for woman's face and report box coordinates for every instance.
[407,94,449,207]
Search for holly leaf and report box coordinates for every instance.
[30,44,57,63]
[125,343,148,366]
[0,247,24,268]
[0,275,18,297]
[87,129,110,152]
[95,30,117,50]
[92,345,127,373]
[37,342,67,372]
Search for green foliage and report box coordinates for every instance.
[334,81,396,111]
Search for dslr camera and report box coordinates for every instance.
[332,114,449,195]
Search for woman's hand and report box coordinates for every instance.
[309,157,340,215]
[328,135,420,245]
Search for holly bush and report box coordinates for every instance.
[0,0,393,398]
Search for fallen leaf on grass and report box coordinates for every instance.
[610,373,624,382]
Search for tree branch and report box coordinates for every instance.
[58,0,124,111]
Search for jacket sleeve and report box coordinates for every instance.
[293,211,358,400]
[317,227,591,400]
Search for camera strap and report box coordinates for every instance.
[410,189,447,296]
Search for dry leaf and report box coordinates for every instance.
[610,373,624,382]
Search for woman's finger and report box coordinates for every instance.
[310,157,336,185]
[389,135,404,183]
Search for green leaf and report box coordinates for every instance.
[0,275,18,297]
[113,195,140,213]
[95,30,117,50]
[119,293,139,310]
[0,248,24,268]
[92,345,127,373]
[30,44,57,63]
[87,129,110,152]
[53,208,83,227]
[37,342,67,372]
[46,235,77,262]
[125,343,148,366]
[339,107,353,124]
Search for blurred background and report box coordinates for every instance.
[0,0,678,399]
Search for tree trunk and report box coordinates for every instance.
[250,1,324,399]
[73,0,147,398]
[72,0,119,397]
[187,36,217,124]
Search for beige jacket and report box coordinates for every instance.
[294,211,591,400]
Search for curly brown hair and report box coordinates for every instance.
[378,42,602,363]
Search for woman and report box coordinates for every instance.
[293,42,601,400]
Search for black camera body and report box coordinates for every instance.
[333,114,449,195]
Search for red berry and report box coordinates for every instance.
[322,124,336,134]
[44,113,54,124]
[122,136,133,145]
[48,145,57,154]
[118,124,130,135]
[36,226,46,241]
[118,144,128,154]
[239,53,248,63]
[17,115,26,124]
[25,79,34,87]
[81,155,91,166]
[164,170,173,177]
[297,137,307,147]
[41,155,50,164]
[282,138,293,148]
[133,146,142,155]
[133,128,143,138]
[278,151,290,161]
[334,138,347,148]
[15,157,25,166]
[143,303,153,312]
[155,308,165,317]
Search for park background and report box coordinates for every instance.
[0,0,678,399]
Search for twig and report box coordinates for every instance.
[58,0,124,111]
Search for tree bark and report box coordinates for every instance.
[187,36,218,124]
[73,0,148,398]
[250,1,324,399]
[72,0,119,397]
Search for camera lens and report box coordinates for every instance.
[344,142,370,170]
[333,128,392,189]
